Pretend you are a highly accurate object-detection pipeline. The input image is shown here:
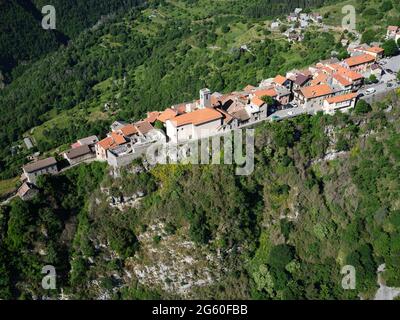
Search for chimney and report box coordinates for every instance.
[199,88,211,109]
[185,103,193,113]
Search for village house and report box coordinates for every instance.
[166,108,224,144]
[323,92,358,115]
[245,97,268,122]
[291,73,312,91]
[110,121,129,132]
[294,84,333,109]
[352,45,384,60]
[273,75,293,91]
[22,157,58,184]
[70,135,99,149]
[271,21,280,30]
[24,137,34,150]
[386,26,400,40]
[342,54,376,74]
[63,144,95,165]
[310,13,323,23]
[95,132,127,161]
[17,182,39,201]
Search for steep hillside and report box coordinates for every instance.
[0,0,349,179]
[0,0,144,78]
[1,89,399,299]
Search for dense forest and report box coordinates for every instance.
[0,0,144,78]
[244,0,337,18]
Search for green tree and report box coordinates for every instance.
[361,30,377,45]
[355,100,372,115]
[382,40,398,57]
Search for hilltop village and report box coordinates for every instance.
[16,25,400,201]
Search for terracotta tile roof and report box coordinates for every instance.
[366,46,384,54]
[300,84,333,99]
[243,85,256,92]
[325,92,358,104]
[119,124,138,137]
[344,54,375,67]
[169,108,223,127]
[274,75,288,86]
[331,65,364,81]
[110,132,127,145]
[98,133,126,151]
[98,136,115,150]
[254,88,278,98]
[135,121,154,135]
[157,108,177,123]
[146,111,160,124]
[251,97,265,107]
[23,157,57,173]
[311,73,329,86]
[333,73,352,87]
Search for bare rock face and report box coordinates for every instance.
[124,222,222,298]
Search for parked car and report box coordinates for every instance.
[386,69,394,74]
[387,82,393,88]
[365,88,376,95]
[287,111,294,116]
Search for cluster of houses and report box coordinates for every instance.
[271,8,323,42]
[17,23,398,200]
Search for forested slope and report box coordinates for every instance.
[1,90,399,299]
[0,0,144,78]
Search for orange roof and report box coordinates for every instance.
[274,75,287,86]
[146,111,160,124]
[344,54,375,67]
[366,46,384,54]
[331,65,364,81]
[98,137,115,151]
[388,26,399,32]
[311,73,329,86]
[98,132,127,151]
[333,73,352,87]
[300,84,333,99]
[251,97,265,107]
[169,108,223,127]
[243,85,256,92]
[157,108,177,123]
[110,132,127,145]
[254,88,278,98]
[119,124,137,137]
[325,93,358,104]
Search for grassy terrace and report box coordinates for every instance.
[0,177,19,199]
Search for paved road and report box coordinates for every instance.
[381,55,400,73]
